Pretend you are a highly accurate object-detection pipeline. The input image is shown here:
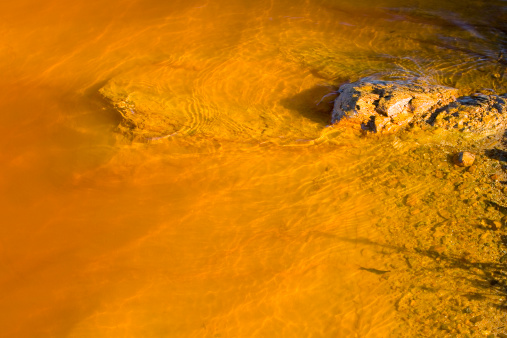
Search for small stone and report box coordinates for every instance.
[433,227,445,238]
[492,221,502,230]
[440,324,450,331]
[480,232,490,241]
[470,315,483,324]
[454,152,476,167]
[490,174,499,181]
[429,245,446,255]
[405,194,420,206]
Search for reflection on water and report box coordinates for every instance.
[0,0,505,336]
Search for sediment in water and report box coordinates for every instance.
[330,79,507,336]
[100,77,507,336]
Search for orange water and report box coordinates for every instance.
[0,0,505,337]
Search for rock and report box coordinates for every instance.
[438,209,452,219]
[454,152,475,167]
[102,71,507,141]
[405,194,420,206]
[332,78,507,135]
[440,324,450,331]
[331,79,458,133]
[429,245,446,255]
[432,94,507,134]
[492,221,502,230]
[470,315,483,324]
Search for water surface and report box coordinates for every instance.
[0,0,505,336]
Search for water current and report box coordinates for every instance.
[0,0,506,336]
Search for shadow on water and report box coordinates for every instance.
[279,84,340,125]
[82,79,124,127]
[484,136,507,178]
[486,148,507,163]
[336,235,507,311]
[412,250,507,312]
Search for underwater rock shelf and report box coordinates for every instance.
[100,77,507,141]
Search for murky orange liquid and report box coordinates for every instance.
[0,0,505,336]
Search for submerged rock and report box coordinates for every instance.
[101,71,507,142]
[98,63,329,142]
[332,79,458,133]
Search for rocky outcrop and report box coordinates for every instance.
[332,79,458,133]
[332,79,507,135]
[431,93,507,133]
[101,72,507,141]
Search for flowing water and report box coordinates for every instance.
[0,0,506,337]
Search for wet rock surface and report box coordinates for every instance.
[454,151,476,167]
[332,79,458,133]
[432,93,507,134]
[332,79,507,135]
[101,75,507,144]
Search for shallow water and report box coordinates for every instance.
[0,0,505,337]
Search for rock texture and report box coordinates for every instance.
[332,79,459,133]
[431,93,507,133]
[332,79,507,135]
[102,72,507,141]
[453,151,475,167]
